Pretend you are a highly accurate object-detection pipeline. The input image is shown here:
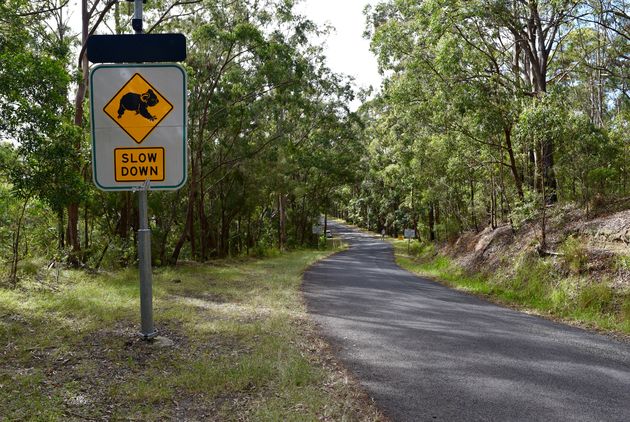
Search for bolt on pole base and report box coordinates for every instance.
[139,329,159,340]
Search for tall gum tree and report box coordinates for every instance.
[490,0,582,202]
[368,0,587,204]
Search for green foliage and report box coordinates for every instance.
[407,240,437,260]
[345,0,629,244]
[621,296,630,326]
[614,255,630,272]
[560,236,589,274]
[510,189,542,229]
[1,0,365,272]
[251,244,282,258]
[577,283,614,314]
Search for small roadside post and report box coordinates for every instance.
[312,224,322,246]
[87,0,187,340]
[404,229,416,254]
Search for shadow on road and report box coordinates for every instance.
[304,221,630,422]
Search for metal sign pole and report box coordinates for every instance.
[132,0,157,340]
[132,0,143,34]
[138,181,156,338]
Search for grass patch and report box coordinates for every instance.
[392,239,630,335]
[0,248,382,420]
[559,236,588,274]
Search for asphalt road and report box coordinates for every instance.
[303,222,630,422]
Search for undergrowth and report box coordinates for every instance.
[394,239,630,335]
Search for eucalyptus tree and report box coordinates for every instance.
[0,1,83,267]
[346,0,628,245]
[150,0,361,262]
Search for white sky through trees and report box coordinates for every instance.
[295,0,382,94]
[68,0,382,107]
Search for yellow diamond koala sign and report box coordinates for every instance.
[90,64,187,191]
[103,73,173,144]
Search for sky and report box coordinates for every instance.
[294,0,382,93]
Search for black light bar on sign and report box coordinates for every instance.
[86,34,187,64]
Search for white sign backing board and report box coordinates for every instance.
[90,64,187,191]
[404,229,416,239]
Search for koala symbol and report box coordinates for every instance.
[117,89,159,121]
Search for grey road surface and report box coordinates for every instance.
[303,222,630,422]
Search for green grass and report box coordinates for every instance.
[392,239,630,335]
[0,248,381,421]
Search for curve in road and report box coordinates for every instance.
[303,221,630,422]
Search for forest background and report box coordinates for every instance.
[1,0,629,286]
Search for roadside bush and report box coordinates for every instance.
[408,241,437,260]
[18,257,47,277]
[560,236,588,274]
[318,235,328,250]
[549,287,569,314]
[578,283,614,314]
[614,255,630,275]
[251,244,281,258]
[619,294,630,323]
[408,240,424,256]
[505,256,556,306]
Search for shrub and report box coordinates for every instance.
[18,257,47,276]
[620,295,630,322]
[251,244,281,258]
[408,240,424,256]
[560,235,588,274]
[408,241,437,260]
[504,255,557,306]
[614,255,630,272]
[578,283,613,314]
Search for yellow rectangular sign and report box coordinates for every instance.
[114,147,165,182]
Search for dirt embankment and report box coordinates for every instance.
[443,206,630,291]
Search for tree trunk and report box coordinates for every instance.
[493,183,498,228]
[57,208,65,250]
[170,188,194,265]
[196,147,208,260]
[246,215,251,255]
[470,177,478,232]
[504,127,524,200]
[84,201,89,250]
[540,149,548,249]
[189,156,198,260]
[67,0,89,267]
[66,204,81,265]
[278,193,287,251]
[542,138,557,203]
[219,208,230,257]
[9,197,29,287]
[428,203,436,242]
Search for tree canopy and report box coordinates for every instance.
[0,0,628,282]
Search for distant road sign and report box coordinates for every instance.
[90,64,187,191]
[86,34,187,63]
[404,229,416,239]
